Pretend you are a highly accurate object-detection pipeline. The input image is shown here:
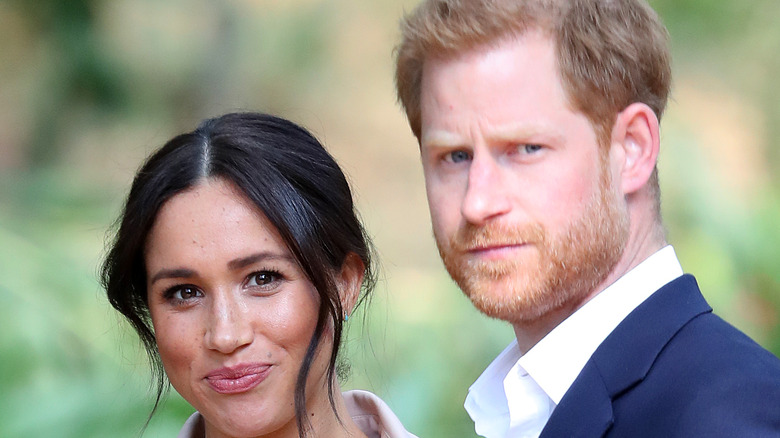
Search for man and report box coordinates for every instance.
[394,0,780,436]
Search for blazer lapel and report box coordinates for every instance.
[540,275,711,437]
[539,360,614,438]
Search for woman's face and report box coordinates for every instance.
[145,178,331,437]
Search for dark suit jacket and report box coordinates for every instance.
[540,275,780,437]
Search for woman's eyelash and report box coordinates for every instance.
[162,284,202,302]
[158,269,286,303]
[247,270,285,287]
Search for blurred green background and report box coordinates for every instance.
[1,0,778,437]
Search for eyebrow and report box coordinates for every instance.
[491,124,551,142]
[422,123,564,149]
[421,130,465,149]
[149,268,196,285]
[226,251,294,271]
[149,252,295,285]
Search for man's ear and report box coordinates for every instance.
[610,102,660,195]
[338,253,365,317]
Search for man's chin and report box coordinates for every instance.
[461,281,560,324]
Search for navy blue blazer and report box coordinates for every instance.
[540,275,780,437]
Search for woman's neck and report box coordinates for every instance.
[203,383,367,438]
[303,382,367,438]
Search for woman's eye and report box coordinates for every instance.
[247,271,280,287]
[444,150,471,163]
[166,286,202,302]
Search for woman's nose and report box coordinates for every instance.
[204,293,253,354]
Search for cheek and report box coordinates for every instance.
[543,183,587,215]
[152,313,200,376]
[533,157,604,224]
[542,188,592,233]
[269,287,321,356]
[426,186,461,233]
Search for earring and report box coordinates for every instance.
[343,312,349,322]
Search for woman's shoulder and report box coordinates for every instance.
[342,390,419,438]
[175,392,418,438]
[176,411,205,438]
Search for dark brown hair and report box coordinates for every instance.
[101,112,376,437]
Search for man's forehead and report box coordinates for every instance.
[424,32,549,71]
[419,32,561,102]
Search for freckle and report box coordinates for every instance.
[267,352,272,358]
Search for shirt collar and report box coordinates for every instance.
[465,340,520,414]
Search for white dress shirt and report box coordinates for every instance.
[464,246,684,438]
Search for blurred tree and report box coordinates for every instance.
[8,0,128,166]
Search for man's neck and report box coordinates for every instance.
[512,303,582,355]
[512,221,666,355]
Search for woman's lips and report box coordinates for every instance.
[205,363,272,394]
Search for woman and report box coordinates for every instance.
[101,112,416,438]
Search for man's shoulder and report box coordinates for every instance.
[635,308,780,396]
[603,273,780,388]
[607,310,780,436]
[604,276,780,436]
[540,275,780,437]
[612,274,780,379]
[668,309,780,372]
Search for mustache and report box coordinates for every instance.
[448,222,546,252]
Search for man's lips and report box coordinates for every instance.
[205,363,272,394]
[466,242,529,258]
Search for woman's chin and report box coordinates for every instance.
[205,415,291,438]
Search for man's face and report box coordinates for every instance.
[419,32,629,324]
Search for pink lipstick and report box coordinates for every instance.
[205,363,271,394]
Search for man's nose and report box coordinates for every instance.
[461,152,511,225]
[204,292,253,354]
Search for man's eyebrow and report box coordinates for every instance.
[488,123,563,144]
[149,268,196,285]
[422,123,564,148]
[421,130,466,149]
[226,251,294,271]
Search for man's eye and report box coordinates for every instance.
[247,271,281,287]
[518,144,542,154]
[445,150,471,163]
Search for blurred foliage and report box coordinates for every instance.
[0,0,778,437]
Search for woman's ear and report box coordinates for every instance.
[338,253,365,317]
[610,102,660,195]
